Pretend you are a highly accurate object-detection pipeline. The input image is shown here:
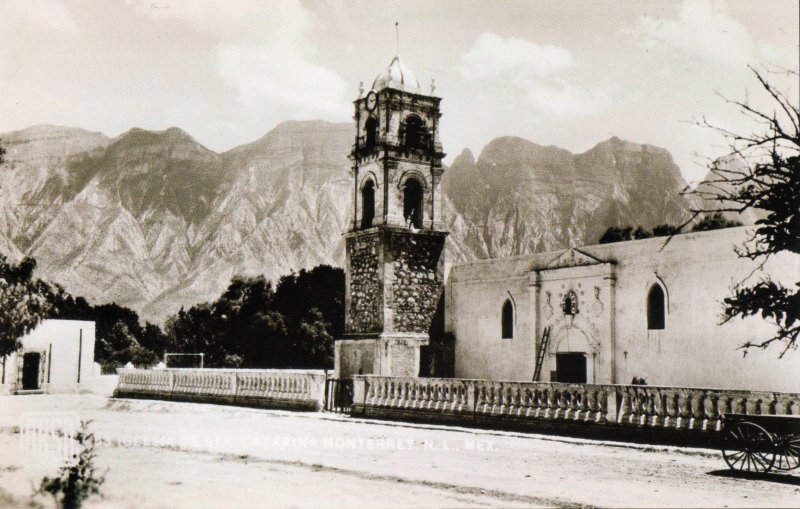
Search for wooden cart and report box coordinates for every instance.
[722,413,800,473]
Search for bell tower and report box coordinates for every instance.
[334,56,448,378]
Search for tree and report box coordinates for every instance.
[291,308,334,369]
[0,255,52,357]
[690,212,743,232]
[598,225,652,244]
[162,265,345,368]
[599,226,634,244]
[686,67,799,356]
[652,224,679,237]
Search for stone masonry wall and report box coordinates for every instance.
[387,231,445,333]
[346,232,382,333]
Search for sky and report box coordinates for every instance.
[1,0,797,184]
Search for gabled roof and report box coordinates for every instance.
[543,247,604,270]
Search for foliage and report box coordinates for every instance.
[165,265,344,369]
[1,251,343,368]
[598,216,741,244]
[690,212,743,232]
[38,421,105,509]
[223,354,243,368]
[599,226,633,244]
[47,284,166,367]
[273,265,345,337]
[0,255,52,357]
[652,224,679,237]
[164,304,226,366]
[0,138,5,164]
[685,67,800,356]
[598,225,654,244]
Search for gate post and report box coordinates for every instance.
[352,376,366,414]
[606,386,620,424]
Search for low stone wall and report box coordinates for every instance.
[115,368,326,411]
[352,376,800,444]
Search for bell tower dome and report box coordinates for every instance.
[334,55,448,378]
[349,55,446,232]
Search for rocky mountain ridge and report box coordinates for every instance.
[1,122,699,322]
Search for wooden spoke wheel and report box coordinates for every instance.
[722,422,776,473]
[772,433,800,471]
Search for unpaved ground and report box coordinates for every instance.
[1,395,798,508]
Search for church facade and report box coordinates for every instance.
[445,226,800,393]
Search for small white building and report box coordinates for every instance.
[0,319,96,394]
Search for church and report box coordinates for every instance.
[334,56,800,394]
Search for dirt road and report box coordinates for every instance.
[1,395,797,508]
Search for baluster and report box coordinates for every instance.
[406,381,415,408]
[703,392,718,431]
[542,388,553,419]
[498,385,508,415]
[560,388,570,420]
[617,387,631,424]
[491,383,501,414]
[649,389,662,427]
[551,387,562,419]
[512,385,522,416]
[539,385,549,417]
[473,384,484,414]
[675,390,690,429]
[397,381,406,408]
[595,387,608,423]
[424,381,431,409]
[521,387,532,417]
[686,390,700,430]
[582,387,594,422]
[378,379,387,406]
[562,388,573,419]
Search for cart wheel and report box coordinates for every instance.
[722,421,775,473]
[772,433,800,471]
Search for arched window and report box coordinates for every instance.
[647,284,666,330]
[501,299,514,339]
[364,117,378,151]
[402,115,428,150]
[361,180,375,229]
[403,178,423,228]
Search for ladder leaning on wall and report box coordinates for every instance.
[532,326,551,382]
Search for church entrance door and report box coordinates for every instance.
[555,352,586,383]
[21,352,41,390]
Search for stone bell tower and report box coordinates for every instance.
[334,56,447,378]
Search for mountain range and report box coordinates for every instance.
[1,122,702,322]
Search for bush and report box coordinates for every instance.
[38,421,105,509]
[690,212,743,232]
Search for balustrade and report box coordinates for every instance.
[114,368,325,410]
[362,376,471,414]
[118,369,800,436]
[352,377,800,435]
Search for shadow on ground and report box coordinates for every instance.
[707,469,800,486]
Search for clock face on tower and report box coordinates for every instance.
[365,91,377,112]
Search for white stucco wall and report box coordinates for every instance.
[1,319,96,394]
[447,227,800,392]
